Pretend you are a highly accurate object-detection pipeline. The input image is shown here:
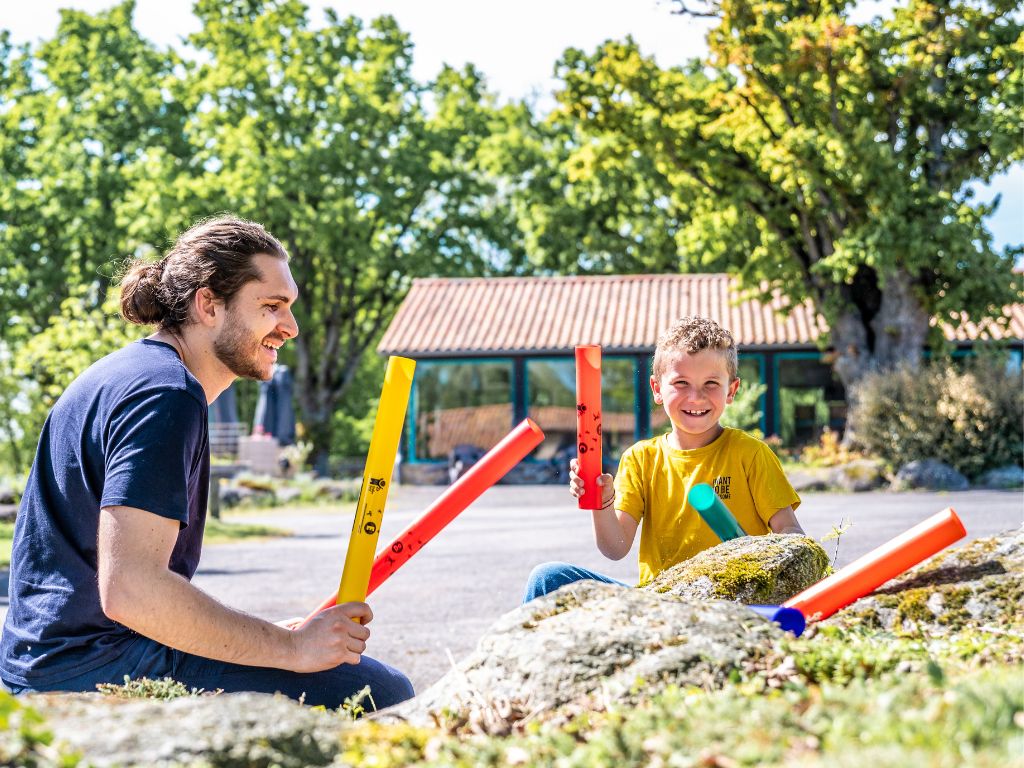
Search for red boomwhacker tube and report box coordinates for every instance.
[575,345,602,510]
[299,418,545,627]
[783,507,966,622]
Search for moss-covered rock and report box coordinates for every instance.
[826,526,1024,638]
[642,533,830,604]
[29,691,344,767]
[388,581,782,733]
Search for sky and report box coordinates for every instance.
[3,0,1021,251]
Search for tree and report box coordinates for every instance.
[0,289,137,474]
[476,101,689,274]
[131,0,512,464]
[0,2,187,341]
[545,0,1022,404]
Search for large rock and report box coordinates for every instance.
[30,691,344,767]
[643,534,830,605]
[892,459,969,491]
[825,526,1024,637]
[390,581,782,733]
[975,465,1024,490]
[830,459,886,492]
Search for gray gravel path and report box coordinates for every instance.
[190,485,1022,693]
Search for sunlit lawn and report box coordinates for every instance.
[0,522,13,569]
[0,513,303,569]
[203,516,292,545]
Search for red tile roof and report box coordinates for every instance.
[379,274,1023,357]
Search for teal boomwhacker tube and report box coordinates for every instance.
[748,605,806,636]
[689,483,746,541]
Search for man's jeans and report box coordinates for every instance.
[2,635,413,711]
[522,561,628,603]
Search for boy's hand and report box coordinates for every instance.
[568,458,615,509]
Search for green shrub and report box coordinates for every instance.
[849,356,1023,479]
[96,676,219,699]
[721,379,767,435]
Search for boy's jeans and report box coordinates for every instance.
[522,561,628,603]
[2,635,413,711]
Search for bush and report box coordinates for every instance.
[850,356,1023,479]
[721,379,766,435]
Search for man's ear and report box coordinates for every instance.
[193,287,220,328]
[726,377,741,404]
[650,374,662,404]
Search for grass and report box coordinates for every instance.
[0,517,290,569]
[334,665,1022,768]
[203,516,291,544]
[0,522,13,568]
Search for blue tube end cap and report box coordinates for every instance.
[749,605,806,636]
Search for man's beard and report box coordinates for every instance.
[213,313,273,381]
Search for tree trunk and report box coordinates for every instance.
[825,267,930,446]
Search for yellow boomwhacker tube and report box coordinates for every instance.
[336,356,415,612]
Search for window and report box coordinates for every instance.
[776,354,846,446]
[413,361,513,461]
[527,357,639,465]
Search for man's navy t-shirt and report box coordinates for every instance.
[0,339,209,686]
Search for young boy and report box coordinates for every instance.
[523,316,805,601]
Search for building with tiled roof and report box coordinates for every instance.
[380,274,1023,483]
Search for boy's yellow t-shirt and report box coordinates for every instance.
[615,427,801,585]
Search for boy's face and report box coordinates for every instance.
[650,348,740,448]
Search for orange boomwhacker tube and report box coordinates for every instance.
[299,418,545,627]
[575,345,602,510]
[783,507,966,622]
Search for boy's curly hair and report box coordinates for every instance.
[653,316,738,380]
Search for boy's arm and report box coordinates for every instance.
[568,459,640,560]
[768,505,805,535]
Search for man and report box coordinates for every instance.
[0,216,413,709]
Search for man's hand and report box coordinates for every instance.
[289,602,373,673]
[568,457,614,508]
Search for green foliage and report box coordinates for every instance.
[0,2,186,339]
[338,685,377,720]
[203,518,290,545]
[141,0,516,464]
[337,663,1023,767]
[534,0,1023,400]
[800,429,865,467]
[720,379,766,434]
[0,290,137,475]
[96,676,219,699]
[0,1,516,469]
[850,355,1024,477]
[0,522,14,569]
[0,691,78,767]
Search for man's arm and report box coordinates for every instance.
[98,505,369,673]
[768,505,805,535]
[568,459,639,560]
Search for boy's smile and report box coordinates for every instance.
[651,349,741,450]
